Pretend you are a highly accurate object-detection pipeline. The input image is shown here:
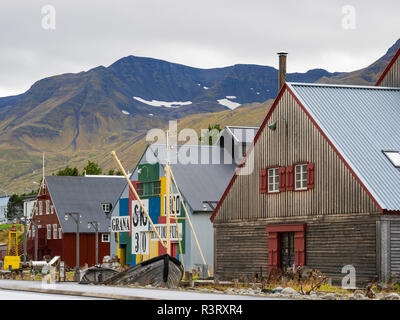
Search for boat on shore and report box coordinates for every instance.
[102,254,184,288]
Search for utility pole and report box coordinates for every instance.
[165,130,171,255]
[29,217,40,261]
[88,221,99,265]
[23,216,27,263]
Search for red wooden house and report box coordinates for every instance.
[27,176,125,267]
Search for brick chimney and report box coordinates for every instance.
[278,52,288,91]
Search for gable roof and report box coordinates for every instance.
[148,144,237,212]
[211,82,400,221]
[45,176,126,232]
[376,46,400,86]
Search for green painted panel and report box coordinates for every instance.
[138,163,159,182]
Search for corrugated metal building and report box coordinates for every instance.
[211,47,400,285]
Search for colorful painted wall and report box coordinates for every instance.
[112,162,187,267]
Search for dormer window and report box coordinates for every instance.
[102,203,111,214]
[383,150,400,168]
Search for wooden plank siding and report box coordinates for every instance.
[215,90,379,223]
[214,214,379,284]
[213,89,381,284]
[378,52,400,88]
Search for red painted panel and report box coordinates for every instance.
[259,169,267,193]
[267,232,280,272]
[294,231,306,266]
[307,163,315,189]
[62,233,110,268]
[286,166,294,191]
[266,224,306,233]
[157,216,178,258]
[278,167,286,192]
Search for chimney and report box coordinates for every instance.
[278,52,288,91]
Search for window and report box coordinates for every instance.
[383,150,400,168]
[102,203,111,214]
[42,184,47,195]
[153,181,161,195]
[102,233,110,242]
[46,224,51,240]
[295,164,308,190]
[45,200,50,215]
[51,205,54,215]
[268,168,279,193]
[58,228,63,239]
[53,224,58,239]
[32,227,35,238]
[38,201,43,215]
[137,181,161,197]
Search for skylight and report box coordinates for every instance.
[383,151,400,168]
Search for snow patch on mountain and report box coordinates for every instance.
[217,98,241,110]
[226,96,237,99]
[121,110,130,115]
[133,96,192,108]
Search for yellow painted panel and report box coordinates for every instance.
[4,256,20,270]
[160,177,166,217]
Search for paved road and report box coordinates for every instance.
[0,287,106,300]
[0,279,281,300]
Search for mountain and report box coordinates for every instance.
[318,38,400,85]
[0,39,398,193]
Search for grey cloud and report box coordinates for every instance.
[0,0,399,96]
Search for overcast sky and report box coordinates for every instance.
[0,0,399,97]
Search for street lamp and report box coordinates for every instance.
[64,212,82,281]
[88,221,99,266]
[28,217,40,261]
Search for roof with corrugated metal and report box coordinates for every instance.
[45,176,126,232]
[149,144,237,212]
[288,82,400,211]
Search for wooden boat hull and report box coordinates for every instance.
[79,266,119,284]
[103,254,184,288]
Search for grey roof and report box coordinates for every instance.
[148,144,236,212]
[45,176,126,232]
[288,82,400,211]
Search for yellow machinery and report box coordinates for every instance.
[3,225,20,270]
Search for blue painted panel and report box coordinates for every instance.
[149,196,161,225]
[119,198,129,216]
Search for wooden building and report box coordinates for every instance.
[27,176,125,267]
[211,47,400,285]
